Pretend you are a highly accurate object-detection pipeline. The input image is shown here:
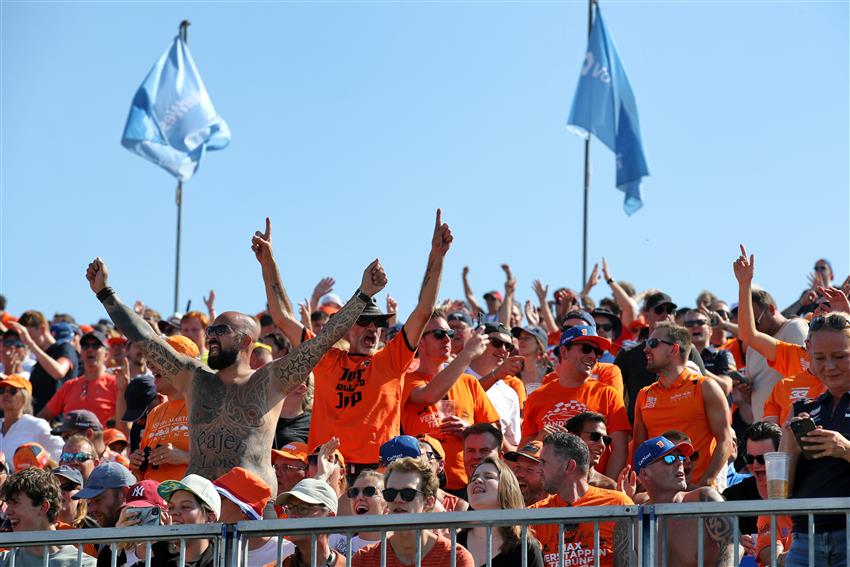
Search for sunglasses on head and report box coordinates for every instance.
[80,342,102,351]
[205,324,234,338]
[0,387,21,395]
[810,315,850,332]
[683,319,708,328]
[60,452,94,464]
[653,304,676,315]
[347,486,381,499]
[424,329,455,340]
[745,454,767,465]
[382,488,423,502]
[356,318,389,329]
[490,338,514,352]
[646,337,676,349]
[2,339,24,348]
[568,343,603,357]
[583,431,613,445]
[658,454,687,466]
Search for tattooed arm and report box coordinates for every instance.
[697,488,734,567]
[612,519,634,567]
[251,218,305,347]
[403,209,453,347]
[259,259,388,395]
[86,258,200,393]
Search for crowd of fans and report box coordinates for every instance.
[0,217,849,567]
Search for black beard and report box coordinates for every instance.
[208,343,240,370]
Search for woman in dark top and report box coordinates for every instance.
[458,457,544,567]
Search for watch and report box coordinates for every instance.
[355,289,372,303]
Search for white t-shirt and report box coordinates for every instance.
[244,537,293,567]
[0,415,65,470]
[466,368,521,446]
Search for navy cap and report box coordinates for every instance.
[73,462,136,499]
[511,326,548,352]
[50,323,74,344]
[52,465,84,487]
[558,325,612,352]
[379,435,422,465]
[563,310,596,329]
[483,322,512,343]
[62,410,103,432]
[644,292,677,312]
[447,311,474,327]
[634,436,694,474]
[122,376,158,422]
[80,330,108,348]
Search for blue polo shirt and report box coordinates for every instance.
[791,391,850,533]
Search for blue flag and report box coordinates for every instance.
[567,5,649,215]
[121,35,230,182]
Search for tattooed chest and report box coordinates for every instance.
[190,376,269,427]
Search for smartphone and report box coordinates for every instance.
[132,506,161,526]
[789,417,817,460]
[729,371,750,385]
[476,312,484,329]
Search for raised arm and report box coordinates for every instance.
[403,209,453,345]
[86,258,200,392]
[602,258,638,326]
[462,265,482,317]
[260,260,387,395]
[733,245,778,362]
[498,264,515,327]
[532,279,558,333]
[252,218,305,347]
[409,329,489,406]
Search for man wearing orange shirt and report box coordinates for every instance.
[401,313,500,491]
[257,211,454,477]
[531,431,633,567]
[633,322,732,489]
[522,325,629,479]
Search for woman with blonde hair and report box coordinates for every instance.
[459,457,544,566]
[0,375,63,470]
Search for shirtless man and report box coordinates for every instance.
[635,435,734,567]
[85,253,387,499]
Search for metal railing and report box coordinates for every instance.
[1,498,848,567]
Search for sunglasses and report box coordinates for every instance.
[745,454,767,465]
[424,329,455,340]
[356,318,389,329]
[0,387,21,395]
[683,319,708,328]
[810,315,850,332]
[568,343,604,357]
[715,310,730,319]
[80,343,102,351]
[59,482,80,492]
[60,452,94,464]
[653,304,676,315]
[814,265,829,272]
[2,339,24,348]
[347,486,381,499]
[596,323,614,332]
[382,488,423,502]
[582,431,613,445]
[658,454,687,466]
[205,324,234,338]
[283,503,326,516]
[490,338,514,352]
[646,337,676,349]
[274,462,307,472]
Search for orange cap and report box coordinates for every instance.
[0,375,32,396]
[416,434,446,460]
[13,443,49,471]
[103,428,128,448]
[166,335,200,359]
[272,442,309,465]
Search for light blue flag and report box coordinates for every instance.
[121,35,230,182]
[567,5,649,215]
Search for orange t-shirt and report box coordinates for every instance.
[542,364,624,397]
[309,331,416,464]
[352,535,474,567]
[762,372,825,425]
[45,374,117,427]
[138,399,190,483]
[503,375,527,410]
[401,370,500,490]
[755,514,793,566]
[768,341,808,377]
[635,370,718,484]
[531,486,634,567]
[523,376,630,439]
[719,338,746,370]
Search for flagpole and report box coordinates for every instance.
[581,0,595,287]
[173,19,190,314]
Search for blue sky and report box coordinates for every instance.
[1,1,848,325]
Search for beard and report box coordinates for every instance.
[208,342,240,370]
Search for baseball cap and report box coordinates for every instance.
[483,291,503,302]
[165,335,200,358]
[107,336,128,347]
[80,330,108,348]
[0,374,32,396]
[446,311,473,327]
[644,292,677,312]
[504,440,543,463]
[634,436,694,474]
[379,436,421,465]
[591,309,623,338]
[124,480,168,510]
[74,462,137,499]
[157,313,183,335]
[558,325,612,352]
[320,293,343,308]
[483,322,512,343]
[416,434,445,460]
[62,410,103,433]
[309,445,346,471]
[52,465,83,487]
[103,428,128,449]
[511,326,548,353]
[122,376,158,422]
[213,467,272,520]
[50,323,74,344]
[158,474,221,520]
[275,478,338,514]
[14,443,49,471]
[272,442,309,464]
[563,310,596,328]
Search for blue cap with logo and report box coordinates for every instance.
[50,323,74,344]
[558,325,612,352]
[379,435,422,465]
[633,436,694,474]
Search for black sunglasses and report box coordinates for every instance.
[683,319,708,328]
[745,454,766,465]
[205,324,234,338]
[347,486,381,499]
[59,482,80,492]
[424,329,455,340]
[653,304,676,315]
[582,431,613,445]
[356,318,389,329]
[596,323,614,332]
[814,265,828,272]
[1,339,24,348]
[490,338,514,352]
[646,337,676,349]
[382,488,423,502]
[568,343,603,357]
[0,387,21,395]
[80,342,102,350]
[810,315,850,332]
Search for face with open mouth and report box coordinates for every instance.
[468,462,500,510]
[347,320,384,356]
[206,325,243,370]
[348,476,387,516]
[4,491,43,532]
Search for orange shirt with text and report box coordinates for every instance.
[542,363,624,398]
[138,399,190,483]
[762,373,825,425]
